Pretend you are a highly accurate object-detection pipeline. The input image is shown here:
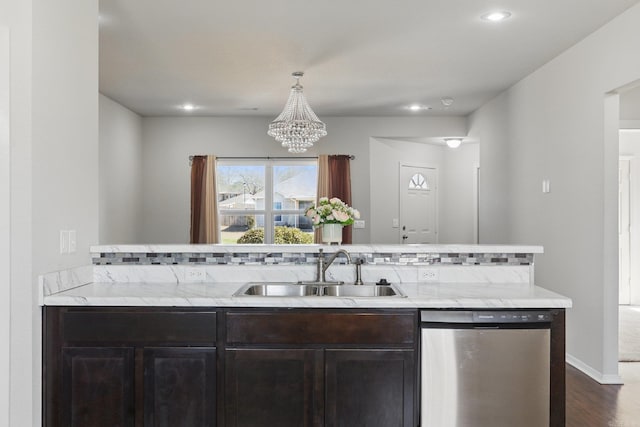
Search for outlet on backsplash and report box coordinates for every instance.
[184,268,207,282]
[418,267,439,282]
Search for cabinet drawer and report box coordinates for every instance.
[226,310,416,346]
[62,310,217,345]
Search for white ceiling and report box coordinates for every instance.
[99,0,640,117]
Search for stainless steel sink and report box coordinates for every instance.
[237,283,319,296]
[233,282,404,297]
[322,285,400,297]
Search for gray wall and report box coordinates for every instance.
[369,137,479,243]
[0,0,99,423]
[99,94,143,243]
[468,3,640,382]
[138,116,467,244]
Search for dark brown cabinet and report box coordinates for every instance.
[325,349,414,427]
[225,348,322,427]
[224,309,418,427]
[143,348,216,427]
[44,308,218,427]
[61,347,135,427]
[45,307,418,427]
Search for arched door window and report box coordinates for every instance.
[408,173,429,190]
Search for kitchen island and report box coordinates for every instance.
[41,244,571,427]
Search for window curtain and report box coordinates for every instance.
[314,154,353,244]
[315,155,330,243]
[329,155,353,244]
[190,155,219,243]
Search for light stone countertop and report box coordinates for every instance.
[42,281,572,309]
[91,243,544,254]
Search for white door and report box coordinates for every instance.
[619,159,631,305]
[400,164,437,244]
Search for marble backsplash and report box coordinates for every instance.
[40,244,539,300]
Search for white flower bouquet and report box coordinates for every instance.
[305,197,360,227]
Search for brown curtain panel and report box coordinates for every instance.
[328,155,353,244]
[190,155,220,243]
[190,156,206,243]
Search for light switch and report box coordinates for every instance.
[60,230,69,254]
[542,179,551,193]
[69,230,77,253]
[392,218,399,228]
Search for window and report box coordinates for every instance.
[408,173,429,190]
[217,159,317,244]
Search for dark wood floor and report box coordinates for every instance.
[567,362,640,426]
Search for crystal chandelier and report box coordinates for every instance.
[268,71,327,153]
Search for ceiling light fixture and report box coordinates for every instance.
[181,103,196,111]
[444,138,463,148]
[407,104,431,112]
[481,10,512,22]
[268,71,327,154]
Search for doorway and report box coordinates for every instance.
[399,164,438,244]
[619,128,640,364]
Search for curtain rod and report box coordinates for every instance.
[189,155,355,162]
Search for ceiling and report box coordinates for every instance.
[99,0,640,118]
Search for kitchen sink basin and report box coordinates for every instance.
[238,283,319,296]
[233,283,405,297]
[322,285,400,297]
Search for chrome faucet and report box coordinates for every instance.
[316,248,351,283]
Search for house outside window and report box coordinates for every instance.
[217,159,317,243]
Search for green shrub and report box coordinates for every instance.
[274,226,314,244]
[237,226,313,244]
[237,228,264,243]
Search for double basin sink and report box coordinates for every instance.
[234,282,405,298]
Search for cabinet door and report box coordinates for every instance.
[225,348,322,427]
[62,347,135,427]
[325,349,415,427]
[143,347,216,427]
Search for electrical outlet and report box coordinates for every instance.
[184,268,207,282]
[418,267,439,282]
[353,220,365,229]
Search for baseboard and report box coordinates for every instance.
[566,353,623,385]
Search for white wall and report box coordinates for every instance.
[467,92,511,244]
[469,3,640,382]
[619,129,640,305]
[0,1,33,425]
[0,0,99,424]
[99,94,143,243]
[369,137,479,243]
[441,142,480,243]
[140,116,466,244]
[0,24,11,427]
[32,0,99,421]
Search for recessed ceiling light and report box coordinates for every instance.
[181,103,196,111]
[481,10,512,22]
[444,138,463,148]
[407,104,431,112]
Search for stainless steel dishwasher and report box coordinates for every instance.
[420,310,551,427]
